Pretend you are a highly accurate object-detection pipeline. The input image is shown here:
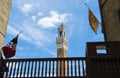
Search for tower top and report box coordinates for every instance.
[60,23,64,26]
[57,23,67,38]
[58,23,66,30]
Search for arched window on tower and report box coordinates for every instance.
[64,32,65,37]
[60,31,62,37]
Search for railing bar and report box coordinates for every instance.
[20,62,23,77]
[103,59,105,77]
[75,60,77,76]
[100,58,104,77]
[56,60,58,77]
[5,61,10,77]
[30,61,34,77]
[82,60,85,76]
[45,61,47,77]
[23,61,27,77]
[54,60,57,77]
[38,61,40,77]
[0,60,4,77]
[117,58,120,74]
[0,60,2,76]
[106,58,109,77]
[36,61,38,77]
[108,58,112,77]
[52,60,54,77]
[13,61,17,77]
[41,61,44,77]
[9,62,13,77]
[95,59,98,77]
[111,58,115,78]
[117,58,120,76]
[115,58,118,77]
[16,61,20,77]
[27,61,30,77]
[78,60,80,76]
[71,60,73,76]
[67,59,69,76]
[63,60,65,77]
[34,61,37,77]
[105,59,108,77]
[49,61,51,77]
[103,58,106,77]
[33,60,37,77]
[96,59,99,77]
[2,61,7,77]
[113,58,116,74]
[60,60,62,77]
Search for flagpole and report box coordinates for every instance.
[0,31,5,59]
[84,3,89,9]
[0,31,6,37]
[85,3,103,34]
[85,3,101,25]
[17,31,23,36]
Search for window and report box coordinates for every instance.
[97,49,107,54]
[64,32,65,37]
[96,45,107,54]
[118,9,120,21]
[60,31,62,37]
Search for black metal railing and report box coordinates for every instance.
[86,41,120,78]
[0,57,86,78]
[86,56,120,78]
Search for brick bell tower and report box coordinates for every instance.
[56,23,68,76]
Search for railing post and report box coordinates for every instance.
[86,57,92,78]
[0,57,3,78]
[0,57,8,78]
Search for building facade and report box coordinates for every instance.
[56,23,68,76]
[0,0,12,58]
[99,0,120,42]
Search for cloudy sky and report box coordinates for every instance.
[4,0,104,58]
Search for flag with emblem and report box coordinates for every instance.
[88,8,99,33]
[2,34,19,58]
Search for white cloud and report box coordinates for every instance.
[75,0,90,4]
[31,16,36,21]
[44,49,56,57]
[7,25,31,42]
[31,12,44,22]
[17,46,24,50]
[19,3,33,15]
[37,10,72,28]
[7,23,55,50]
[7,25,20,36]
[67,25,73,40]
[38,12,44,16]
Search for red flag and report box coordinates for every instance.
[2,35,19,58]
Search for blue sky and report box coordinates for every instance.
[4,0,104,58]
